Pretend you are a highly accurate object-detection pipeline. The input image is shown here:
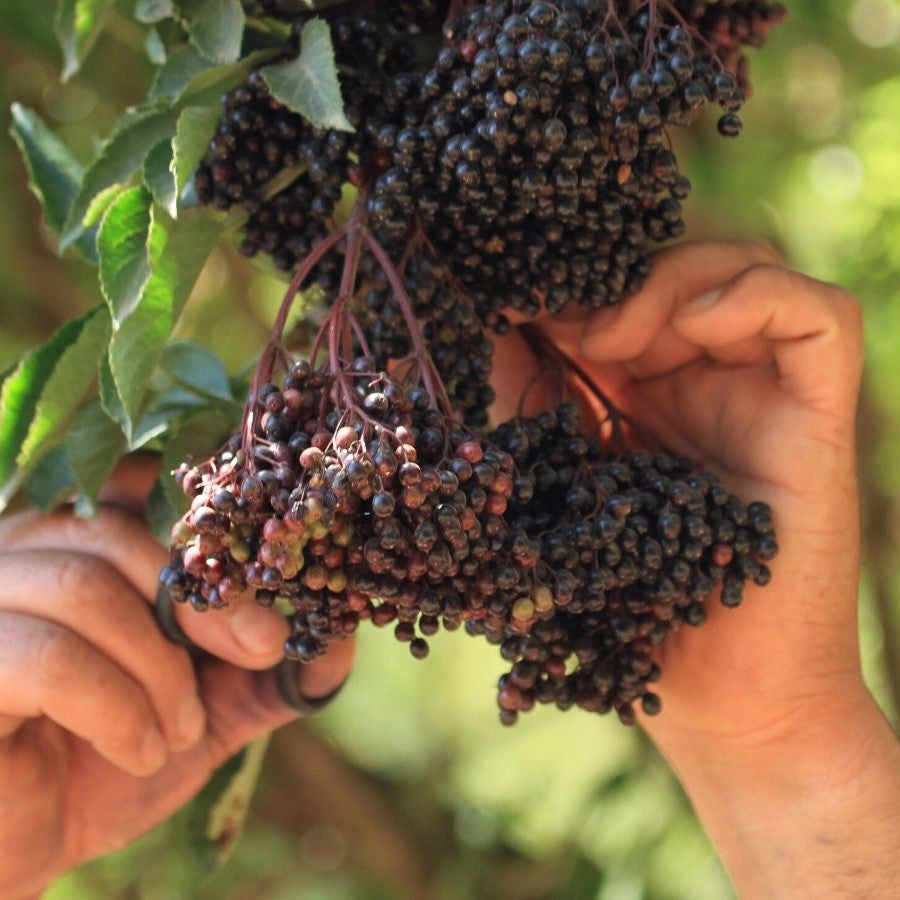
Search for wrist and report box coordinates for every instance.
[648,686,900,898]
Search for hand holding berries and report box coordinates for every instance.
[0,460,353,900]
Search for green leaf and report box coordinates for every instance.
[0,308,110,510]
[8,104,83,236]
[146,474,180,544]
[143,139,177,216]
[23,445,77,512]
[55,0,118,82]
[184,737,270,870]
[98,352,131,437]
[107,211,222,423]
[145,26,167,65]
[176,0,246,65]
[171,105,219,211]
[160,341,233,402]
[82,183,125,229]
[260,18,351,132]
[149,44,211,101]
[149,46,278,105]
[98,186,153,324]
[65,398,128,513]
[61,105,178,249]
[135,0,173,24]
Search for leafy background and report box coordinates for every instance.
[0,0,898,897]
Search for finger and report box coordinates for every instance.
[0,612,169,776]
[671,265,863,412]
[0,550,205,751]
[0,505,289,670]
[571,240,785,362]
[197,637,356,765]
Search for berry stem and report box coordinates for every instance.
[363,230,454,416]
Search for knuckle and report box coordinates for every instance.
[731,262,785,295]
[54,553,104,601]
[34,623,77,685]
[741,239,785,266]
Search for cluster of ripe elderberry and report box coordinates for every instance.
[161,378,777,724]
[161,358,540,666]
[169,0,785,725]
[194,14,419,275]
[487,406,777,723]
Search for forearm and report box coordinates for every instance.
[650,689,900,898]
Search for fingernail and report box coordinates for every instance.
[679,288,723,316]
[142,729,168,770]
[229,603,286,656]
[175,695,206,747]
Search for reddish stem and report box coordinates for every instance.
[363,230,454,416]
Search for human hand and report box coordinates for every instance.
[497,241,900,898]
[503,240,865,746]
[0,457,353,900]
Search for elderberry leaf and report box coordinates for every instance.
[260,17,352,132]
[176,0,246,66]
[107,210,222,424]
[98,353,132,440]
[145,26,167,65]
[143,139,177,216]
[182,737,269,870]
[149,44,211,101]
[98,186,153,324]
[8,104,98,262]
[65,397,128,514]
[146,475,180,544]
[9,104,82,236]
[82,183,126,229]
[61,104,178,249]
[54,0,118,82]
[0,307,110,511]
[160,341,233,402]
[149,46,279,104]
[135,0,173,24]
[23,445,77,513]
[171,105,220,212]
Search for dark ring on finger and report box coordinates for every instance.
[154,584,195,648]
[156,584,345,714]
[273,658,348,715]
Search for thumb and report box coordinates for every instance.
[196,638,355,764]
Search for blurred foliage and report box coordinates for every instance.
[1,0,898,897]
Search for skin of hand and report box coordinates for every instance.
[0,456,354,900]
[493,240,900,898]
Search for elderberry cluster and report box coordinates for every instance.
[167,1,787,726]
[161,357,546,666]
[485,405,777,724]
[367,0,752,324]
[194,15,419,275]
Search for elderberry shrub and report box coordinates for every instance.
[194,14,420,275]
[370,0,764,326]
[487,404,777,724]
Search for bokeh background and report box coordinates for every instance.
[1,1,898,897]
